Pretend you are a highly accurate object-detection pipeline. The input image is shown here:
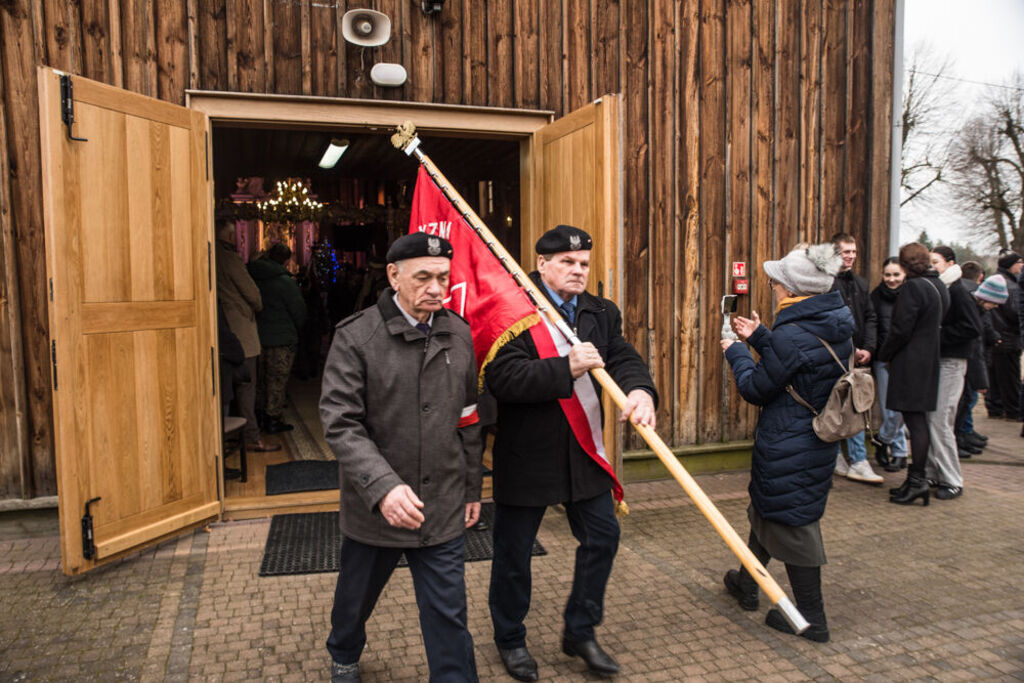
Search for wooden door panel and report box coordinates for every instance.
[38,67,219,575]
[530,95,624,471]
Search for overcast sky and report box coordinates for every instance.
[899,0,1024,250]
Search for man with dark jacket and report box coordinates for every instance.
[830,234,883,484]
[927,247,982,500]
[320,233,482,682]
[486,225,657,680]
[987,251,1022,420]
[955,261,991,454]
[249,243,307,433]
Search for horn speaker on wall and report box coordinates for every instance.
[341,9,391,47]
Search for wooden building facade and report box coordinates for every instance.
[1,0,896,505]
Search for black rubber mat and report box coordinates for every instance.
[265,460,338,496]
[259,502,546,576]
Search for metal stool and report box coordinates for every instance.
[223,416,248,483]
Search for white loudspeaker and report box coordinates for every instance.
[341,9,391,47]
[370,63,407,88]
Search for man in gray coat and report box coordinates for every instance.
[320,232,482,683]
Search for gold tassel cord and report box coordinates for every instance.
[476,313,541,392]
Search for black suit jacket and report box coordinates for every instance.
[486,271,657,506]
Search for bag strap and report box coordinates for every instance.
[786,384,819,416]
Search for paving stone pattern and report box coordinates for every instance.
[1,415,1022,681]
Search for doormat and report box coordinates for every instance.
[258,503,546,577]
[265,460,338,496]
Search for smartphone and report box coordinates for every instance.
[720,295,738,315]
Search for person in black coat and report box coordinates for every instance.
[869,257,909,470]
[721,243,854,643]
[955,261,991,452]
[486,225,657,680]
[925,247,982,500]
[986,251,1022,419]
[877,243,949,505]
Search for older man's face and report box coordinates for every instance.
[537,250,590,302]
[387,256,451,322]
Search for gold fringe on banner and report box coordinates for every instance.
[477,312,541,391]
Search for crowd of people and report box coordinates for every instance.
[719,234,1022,645]
[215,214,1022,680]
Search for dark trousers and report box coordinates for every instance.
[489,491,620,648]
[988,351,1021,419]
[737,531,826,626]
[955,383,979,435]
[326,535,477,682]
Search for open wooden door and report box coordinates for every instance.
[528,95,624,467]
[37,68,220,575]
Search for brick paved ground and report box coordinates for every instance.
[1,414,1022,681]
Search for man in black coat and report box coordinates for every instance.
[987,252,1022,420]
[830,233,883,484]
[485,225,658,680]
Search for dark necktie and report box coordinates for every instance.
[415,322,430,336]
[560,301,575,324]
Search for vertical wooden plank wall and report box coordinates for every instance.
[0,0,897,498]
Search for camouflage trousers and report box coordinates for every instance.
[257,345,296,419]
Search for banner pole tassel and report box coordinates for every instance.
[391,122,810,635]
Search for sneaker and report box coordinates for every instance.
[935,485,963,500]
[834,453,849,476]
[846,460,884,484]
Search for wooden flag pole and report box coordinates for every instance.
[391,122,809,634]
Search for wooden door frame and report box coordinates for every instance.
[186,91,626,516]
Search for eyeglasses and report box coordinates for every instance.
[767,278,775,287]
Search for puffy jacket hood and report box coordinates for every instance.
[772,290,855,343]
[248,256,289,282]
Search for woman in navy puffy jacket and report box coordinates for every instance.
[720,243,855,643]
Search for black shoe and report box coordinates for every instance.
[873,441,892,469]
[889,474,930,506]
[964,431,988,446]
[263,416,294,434]
[956,437,982,454]
[957,449,973,460]
[935,485,963,500]
[224,467,242,481]
[331,661,361,682]
[884,456,906,473]
[562,637,620,676]
[889,478,910,496]
[764,608,830,642]
[497,646,538,682]
[723,570,759,611]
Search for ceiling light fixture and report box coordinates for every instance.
[318,138,350,169]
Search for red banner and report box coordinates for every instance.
[408,166,538,381]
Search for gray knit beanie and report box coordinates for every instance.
[762,244,842,296]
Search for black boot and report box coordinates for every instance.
[723,569,759,611]
[889,473,930,506]
[888,477,911,496]
[872,440,892,469]
[765,564,829,642]
[884,456,906,473]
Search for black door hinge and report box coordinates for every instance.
[51,339,58,390]
[207,241,212,290]
[59,74,88,142]
[211,346,216,396]
[81,497,101,560]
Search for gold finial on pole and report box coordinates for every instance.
[391,121,418,151]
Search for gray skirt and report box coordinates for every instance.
[748,505,826,567]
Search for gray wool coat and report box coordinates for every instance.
[319,289,482,548]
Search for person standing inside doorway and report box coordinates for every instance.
[829,233,883,484]
[248,242,307,434]
[215,218,279,453]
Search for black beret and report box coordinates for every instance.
[535,224,593,254]
[386,232,453,264]
[997,251,1022,270]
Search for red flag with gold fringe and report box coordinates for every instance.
[408,166,539,382]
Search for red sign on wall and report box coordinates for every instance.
[732,262,747,278]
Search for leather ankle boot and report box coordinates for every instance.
[889,473,930,506]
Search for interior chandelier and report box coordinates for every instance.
[256,178,326,224]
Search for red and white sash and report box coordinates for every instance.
[528,316,623,502]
